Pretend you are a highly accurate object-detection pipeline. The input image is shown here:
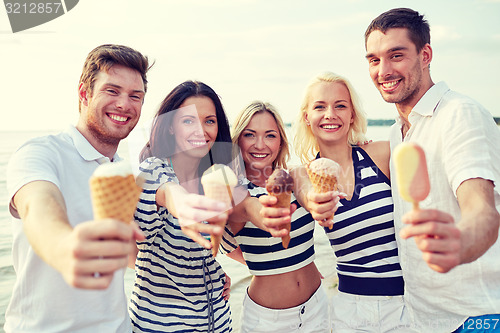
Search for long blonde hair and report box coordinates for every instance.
[294,72,368,163]
[232,101,290,170]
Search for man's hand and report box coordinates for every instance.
[400,209,461,273]
[58,219,145,289]
[400,178,500,274]
[14,180,145,289]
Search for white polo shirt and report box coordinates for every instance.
[5,125,131,333]
[389,82,500,332]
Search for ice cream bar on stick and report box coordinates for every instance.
[306,157,342,229]
[265,168,294,249]
[393,142,430,210]
[201,164,238,257]
[89,161,143,224]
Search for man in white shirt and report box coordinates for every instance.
[364,8,500,333]
[5,44,150,332]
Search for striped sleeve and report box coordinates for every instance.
[220,226,239,255]
[135,157,177,239]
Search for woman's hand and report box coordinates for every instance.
[159,183,231,249]
[222,273,231,301]
[177,193,231,249]
[306,190,343,228]
[258,195,297,237]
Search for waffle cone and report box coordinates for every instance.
[279,222,291,249]
[306,166,338,229]
[203,184,234,257]
[305,167,338,193]
[89,174,142,224]
[268,191,292,248]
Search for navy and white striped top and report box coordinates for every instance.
[222,179,316,276]
[325,147,404,296]
[130,157,232,333]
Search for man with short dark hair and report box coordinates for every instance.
[365,8,500,332]
[5,44,151,332]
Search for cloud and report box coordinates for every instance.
[432,25,462,42]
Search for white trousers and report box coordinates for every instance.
[240,284,330,332]
[331,292,417,332]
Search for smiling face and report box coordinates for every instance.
[78,64,145,149]
[170,96,218,159]
[305,81,354,145]
[365,27,431,110]
[238,111,281,176]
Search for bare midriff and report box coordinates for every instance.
[247,262,322,309]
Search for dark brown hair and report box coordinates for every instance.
[140,81,233,177]
[364,8,430,52]
[78,44,151,111]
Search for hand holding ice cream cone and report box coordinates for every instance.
[201,164,237,257]
[265,168,294,248]
[305,158,342,229]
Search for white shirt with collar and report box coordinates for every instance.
[389,81,500,332]
[6,125,131,333]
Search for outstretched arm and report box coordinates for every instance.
[400,178,499,273]
[157,182,229,249]
[225,246,247,266]
[228,189,272,234]
[257,195,296,238]
[289,165,340,228]
[13,180,144,289]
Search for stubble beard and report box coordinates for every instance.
[86,113,133,147]
[379,63,423,106]
[380,83,420,105]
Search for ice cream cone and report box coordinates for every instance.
[201,164,238,257]
[265,168,294,249]
[203,184,234,257]
[89,162,142,224]
[274,191,292,248]
[306,158,341,229]
[305,167,338,193]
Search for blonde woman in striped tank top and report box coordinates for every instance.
[222,101,331,332]
[260,72,416,332]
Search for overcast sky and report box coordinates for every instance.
[1,0,499,134]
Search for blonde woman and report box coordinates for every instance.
[261,72,413,332]
[222,101,330,332]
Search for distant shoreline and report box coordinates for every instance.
[367,119,396,126]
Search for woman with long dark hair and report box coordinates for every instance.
[130,81,234,333]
